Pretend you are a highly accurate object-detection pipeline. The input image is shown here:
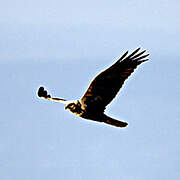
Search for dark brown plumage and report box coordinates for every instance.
[38,48,149,128]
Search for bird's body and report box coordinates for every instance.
[38,48,149,128]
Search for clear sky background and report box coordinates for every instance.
[0,0,180,179]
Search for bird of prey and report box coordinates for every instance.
[38,48,149,128]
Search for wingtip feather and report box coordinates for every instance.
[119,50,129,61]
[133,53,149,61]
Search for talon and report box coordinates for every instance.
[38,87,45,97]
[38,86,51,98]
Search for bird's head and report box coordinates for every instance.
[65,100,79,110]
[65,103,75,110]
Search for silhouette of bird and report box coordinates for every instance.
[38,48,149,128]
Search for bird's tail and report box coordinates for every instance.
[103,114,128,128]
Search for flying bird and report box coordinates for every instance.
[38,48,149,128]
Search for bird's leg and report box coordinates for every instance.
[37,86,67,104]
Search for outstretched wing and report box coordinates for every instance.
[80,48,149,112]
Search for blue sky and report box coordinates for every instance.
[0,0,180,180]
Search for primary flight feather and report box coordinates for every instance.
[38,48,149,128]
